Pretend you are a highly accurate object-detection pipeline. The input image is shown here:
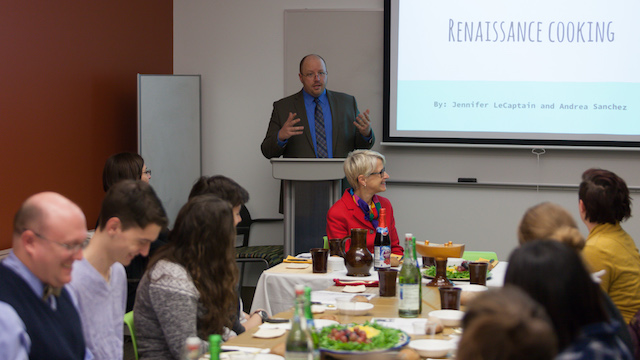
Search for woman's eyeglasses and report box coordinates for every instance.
[369,168,386,177]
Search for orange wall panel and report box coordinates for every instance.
[0,1,173,249]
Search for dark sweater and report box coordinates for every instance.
[0,265,86,359]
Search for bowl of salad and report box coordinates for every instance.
[318,322,409,359]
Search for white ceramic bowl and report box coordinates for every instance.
[408,339,455,358]
[314,319,339,329]
[446,257,464,267]
[336,301,374,315]
[457,284,489,305]
[428,309,465,327]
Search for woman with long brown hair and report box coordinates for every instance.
[133,195,239,359]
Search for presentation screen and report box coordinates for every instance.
[383,0,640,148]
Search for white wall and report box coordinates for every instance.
[173,0,383,242]
[173,0,640,268]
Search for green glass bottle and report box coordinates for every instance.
[303,286,319,352]
[413,236,422,314]
[208,334,221,360]
[398,233,421,318]
[285,285,314,360]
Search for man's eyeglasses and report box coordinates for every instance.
[28,230,89,252]
[143,169,152,176]
[369,168,386,177]
[303,71,328,79]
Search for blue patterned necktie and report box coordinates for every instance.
[314,97,328,158]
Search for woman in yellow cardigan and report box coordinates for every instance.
[579,168,640,324]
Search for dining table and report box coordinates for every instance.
[227,283,463,352]
[250,259,508,315]
[223,258,508,360]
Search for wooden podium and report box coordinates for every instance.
[271,158,345,256]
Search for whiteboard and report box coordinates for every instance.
[138,74,201,227]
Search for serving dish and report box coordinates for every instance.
[428,309,465,327]
[318,323,410,360]
[336,301,374,316]
[313,319,340,329]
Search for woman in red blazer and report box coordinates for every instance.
[326,150,404,255]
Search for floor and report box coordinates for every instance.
[122,286,256,360]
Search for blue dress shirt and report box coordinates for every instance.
[276,88,372,156]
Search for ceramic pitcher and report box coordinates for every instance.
[341,228,373,276]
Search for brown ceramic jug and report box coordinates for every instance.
[341,228,373,276]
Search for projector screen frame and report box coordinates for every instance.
[382,0,640,150]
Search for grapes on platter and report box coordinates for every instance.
[328,327,371,344]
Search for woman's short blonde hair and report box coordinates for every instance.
[343,150,386,189]
[517,202,585,250]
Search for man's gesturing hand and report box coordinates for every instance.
[278,112,304,141]
[354,109,372,137]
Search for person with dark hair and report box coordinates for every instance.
[517,201,635,354]
[134,195,240,359]
[0,192,92,359]
[457,286,558,360]
[188,175,265,332]
[189,175,249,226]
[579,168,640,323]
[101,152,167,312]
[68,180,167,359]
[505,240,632,359]
[102,152,150,192]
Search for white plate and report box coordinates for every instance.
[428,309,464,327]
[342,285,366,293]
[252,328,286,339]
[409,339,455,358]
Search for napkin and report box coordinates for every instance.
[283,255,312,264]
[333,279,379,287]
[478,257,499,270]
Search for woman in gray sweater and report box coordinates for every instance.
[133,195,239,359]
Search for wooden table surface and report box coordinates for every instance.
[225,285,458,350]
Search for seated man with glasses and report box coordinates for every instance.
[0,192,93,359]
[68,180,167,360]
[261,53,375,160]
[326,150,404,256]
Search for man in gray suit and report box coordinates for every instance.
[261,54,375,159]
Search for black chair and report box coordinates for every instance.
[235,205,284,289]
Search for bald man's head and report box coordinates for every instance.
[13,192,87,287]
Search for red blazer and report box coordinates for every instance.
[326,190,404,255]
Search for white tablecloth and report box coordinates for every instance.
[250,261,508,315]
